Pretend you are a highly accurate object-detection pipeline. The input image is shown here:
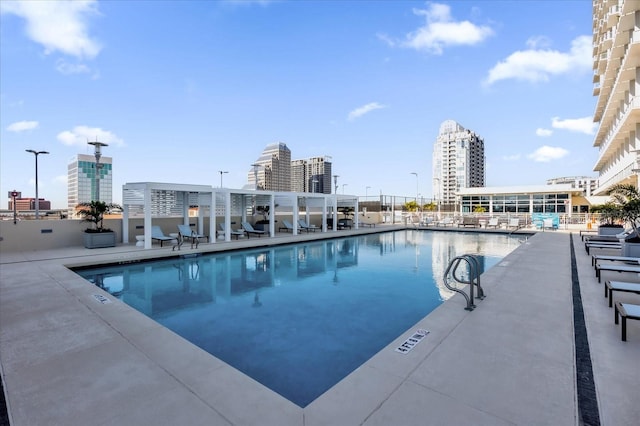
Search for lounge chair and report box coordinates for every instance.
[508,218,520,230]
[458,216,479,228]
[605,280,640,307]
[437,217,453,227]
[218,223,244,240]
[486,218,499,229]
[177,224,208,243]
[585,241,622,255]
[614,301,640,341]
[595,262,640,282]
[591,255,640,267]
[298,219,318,232]
[151,225,174,247]
[279,219,295,232]
[242,221,266,238]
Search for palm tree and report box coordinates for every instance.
[608,184,640,241]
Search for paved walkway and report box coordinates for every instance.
[1,228,638,425]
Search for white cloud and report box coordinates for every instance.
[7,120,39,132]
[57,125,125,148]
[527,145,569,162]
[55,59,91,75]
[381,2,493,55]
[551,116,596,135]
[348,102,386,121]
[1,0,102,59]
[484,35,591,86]
[536,128,553,137]
[526,36,552,49]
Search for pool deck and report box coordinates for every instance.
[1,226,638,425]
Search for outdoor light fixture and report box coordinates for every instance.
[218,170,229,188]
[25,149,49,219]
[333,175,339,194]
[88,141,108,202]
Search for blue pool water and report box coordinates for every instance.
[75,230,520,407]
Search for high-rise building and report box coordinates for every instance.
[291,156,332,193]
[247,142,291,191]
[591,0,640,194]
[67,154,113,213]
[432,120,485,207]
[547,176,597,196]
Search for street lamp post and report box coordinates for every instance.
[218,170,228,188]
[25,149,49,219]
[333,175,339,194]
[312,179,319,193]
[365,186,371,199]
[88,141,108,202]
[342,184,348,194]
[410,172,419,222]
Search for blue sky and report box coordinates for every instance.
[1,0,596,209]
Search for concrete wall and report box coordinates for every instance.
[0,212,383,253]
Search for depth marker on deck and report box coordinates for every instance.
[92,294,111,304]
[395,329,429,354]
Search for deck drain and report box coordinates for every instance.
[395,329,429,354]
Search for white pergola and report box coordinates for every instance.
[122,182,360,249]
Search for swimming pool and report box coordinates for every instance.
[75,230,520,407]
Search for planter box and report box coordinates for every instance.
[622,241,640,257]
[84,232,117,249]
[598,226,624,236]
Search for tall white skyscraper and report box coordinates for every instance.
[432,120,485,207]
[67,154,113,214]
[247,142,292,191]
[591,0,640,194]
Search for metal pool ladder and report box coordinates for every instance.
[443,254,485,311]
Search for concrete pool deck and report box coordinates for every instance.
[1,226,638,425]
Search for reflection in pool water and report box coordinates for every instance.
[76,230,520,407]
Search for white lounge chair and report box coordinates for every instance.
[486,218,499,229]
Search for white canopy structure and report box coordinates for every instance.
[122,182,359,249]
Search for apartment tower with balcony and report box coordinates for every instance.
[592,0,640,194]
[432,120,485,208]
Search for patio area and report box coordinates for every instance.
[0,227,638,425]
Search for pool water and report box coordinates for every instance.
[75,230,520,407]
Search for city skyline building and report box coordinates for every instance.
[246,142,291,191]
[291,156,333,194]
[432,120,486,208]
[591,0,640,195]
[67,154,113,215]
[547,176,598,196]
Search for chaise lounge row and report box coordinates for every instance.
[591,252,640,341]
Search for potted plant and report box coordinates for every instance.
[77,201,122,248]
[609,184,640,256]
[254,205,277,231]
[591,202,624,236]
